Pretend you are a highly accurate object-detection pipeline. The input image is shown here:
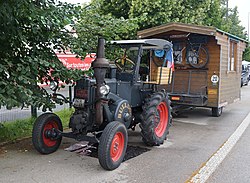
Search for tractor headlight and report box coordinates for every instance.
[50,81,58,91]
[99,85,110,96]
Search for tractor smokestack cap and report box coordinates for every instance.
[92,38,109,68]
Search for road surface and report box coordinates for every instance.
[0,86,250,183]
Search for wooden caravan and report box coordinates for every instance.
[138,22,248,116]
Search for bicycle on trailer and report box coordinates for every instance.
[173,34,209,69]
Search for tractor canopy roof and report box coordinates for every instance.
[109,39,172,50]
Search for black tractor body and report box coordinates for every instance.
[32,38,173,170]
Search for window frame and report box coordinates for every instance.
[228,39,238,72]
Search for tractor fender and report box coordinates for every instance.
[108,93,132,128]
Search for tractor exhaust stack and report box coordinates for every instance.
[92,38,109,125]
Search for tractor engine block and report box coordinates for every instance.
[69,110,88,134]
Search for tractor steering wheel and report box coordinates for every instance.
[114,57,135,73]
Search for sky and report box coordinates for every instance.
[61,0,249,34]
[229,0,249,33]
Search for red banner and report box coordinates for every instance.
[57,52,95,70]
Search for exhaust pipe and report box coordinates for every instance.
[92,38,109,125]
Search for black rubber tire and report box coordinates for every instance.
[212,107,223,117]
[32,113,63,154]
[187,46,209,69]
[140,91,172,146]
[98,121,128,170]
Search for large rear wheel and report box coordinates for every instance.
[98,121,128,170]
[140,91,172,146]
[32,113,63,154]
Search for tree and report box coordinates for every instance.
[96,0,211,30]
[72,1,139,56]
[96,0,131,19]
[0,0,83,110]
[215,5,246,39]
[128,0,181,29]
[95,0,247,40]
[1,0,247,111]
[204,0,223,28]
[177,0,210,25]
[243,46,250,61]
[226,7,246,39]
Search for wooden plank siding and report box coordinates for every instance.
[138,23,247,108]
[215,32,246,106]
[170,70,207,95]
[206,37,220,107]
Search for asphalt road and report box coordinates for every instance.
[208,86,250,183]
[0,86,250,183]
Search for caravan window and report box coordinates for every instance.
[228,40,238,71]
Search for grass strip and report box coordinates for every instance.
[0,108,74,144]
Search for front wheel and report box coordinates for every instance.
[98,121,128,170]
[140,91,172,146]
[32,113,63,154]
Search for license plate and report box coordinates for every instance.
[73,98,85,108]
[76,89,88,98]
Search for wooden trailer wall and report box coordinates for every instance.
[216,32,247,107]
[205,36,220,107]
[168,35,221,107]
[138,23,247,108]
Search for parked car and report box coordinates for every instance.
[241,61,250,87]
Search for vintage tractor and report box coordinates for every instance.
[32,38,173,170]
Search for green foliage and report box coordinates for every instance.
[55,108,74,126]
[0,0,83,110]
[204,0,222,28]
[72,1,139,56]
[178,0,211,25]
[243,46,250,61]
[0,0,247,111]
[96,0,131,19]
[96,0,211,29]
[95,0,247,40]
[129,0,180,29]
[220,7,246,39]
[0,118,34,143]
[0,109,74,143]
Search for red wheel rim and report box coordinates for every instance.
[155,102,169,137]
[110,132,125,162]
[43,121,58,147]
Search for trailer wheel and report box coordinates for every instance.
[140,92,172,146]
[98,121,128,170]
[212,107,223,117]
[32,113,63,154]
